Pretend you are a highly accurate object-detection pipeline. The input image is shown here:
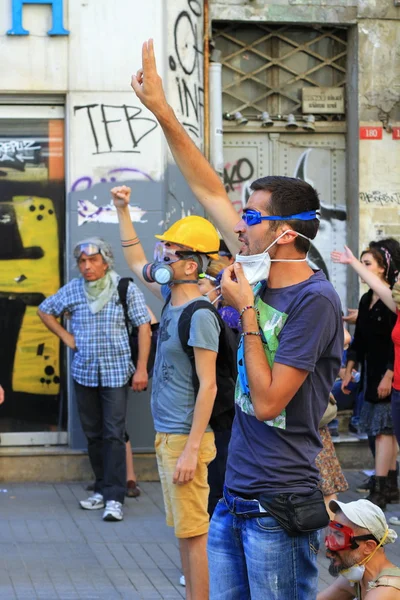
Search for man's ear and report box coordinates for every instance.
[362,539,378,558]
[185,259,200,277]
[276,228,298,245]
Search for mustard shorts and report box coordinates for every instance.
[155,432,216,539]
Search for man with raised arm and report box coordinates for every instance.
[112,184,221,600]
[119,40,343,600]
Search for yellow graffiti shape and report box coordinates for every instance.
[0,196,60,395]
[0,197,60,295]
[12,307,60,395]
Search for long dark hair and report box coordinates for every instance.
[361,238,400,288]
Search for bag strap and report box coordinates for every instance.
[117,277,133,329]
[373,568,400,591]
[178,300,224,360]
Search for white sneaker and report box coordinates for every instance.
[179,575,186,587]
[80,493,104,510]
[103,500,123,521]
[388,516,400,526]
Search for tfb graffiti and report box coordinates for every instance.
[73,104,158,155]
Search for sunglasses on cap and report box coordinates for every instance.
[325,520,378,552]
[74,243,103,260]
[241,209,318,227]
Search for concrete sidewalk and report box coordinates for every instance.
[0,471,399,599]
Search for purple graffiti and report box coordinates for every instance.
[71,167,153,193]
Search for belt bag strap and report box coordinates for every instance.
[258,489,329,537]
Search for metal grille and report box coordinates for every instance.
[212,23,347,118]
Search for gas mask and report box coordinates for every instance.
[325,521,388,583]
[143,242,208,286]
[235,229,312,286]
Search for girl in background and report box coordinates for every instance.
[332,238,400,510]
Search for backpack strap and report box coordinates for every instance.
[178,300,224,359]
[117,277,133,329]
[370,568,400,592]
[178,300,224,390]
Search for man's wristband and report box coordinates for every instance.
[239,305,260,321]
[241,331,262,337]
[121,236,140,248]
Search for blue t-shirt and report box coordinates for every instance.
[226,270,343,496]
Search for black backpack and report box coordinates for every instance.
[177,299,238,432]
[118,278,159,378]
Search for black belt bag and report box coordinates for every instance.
[258,488,329,537]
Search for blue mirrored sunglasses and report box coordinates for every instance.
[242,209,318,226]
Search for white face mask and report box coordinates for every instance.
[338,528,390,584]
[235,229,311,286]
[340,564,365,583]
[203,286,222,305]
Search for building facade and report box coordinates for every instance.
[0,0,399,454]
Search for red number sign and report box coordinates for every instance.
[359,126,383,140]
[392,127,400,140]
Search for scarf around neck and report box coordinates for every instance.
[83,270,119,314]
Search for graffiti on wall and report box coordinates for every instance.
[0,139,42,171]
[169,0,204,141]
[73,104,158,155]
[0,197,60,395]
[293,150,347,281]
[70,167,152,226]
[78,200,147,226]
[360,191,400,205]
[224,157,253,212]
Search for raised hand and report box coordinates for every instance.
[331,246,355,265]
[111,185,131,208]
[131,39,169,118]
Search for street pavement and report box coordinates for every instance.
[0,471,400,599]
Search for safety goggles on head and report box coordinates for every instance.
[325,521,378,552]
[74,243,102,260]
[241,209,318,227]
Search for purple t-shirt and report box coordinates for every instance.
[226,270,343,496]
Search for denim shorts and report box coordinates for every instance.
[207,486,320,600]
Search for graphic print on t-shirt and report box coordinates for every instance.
[235,298,288,429]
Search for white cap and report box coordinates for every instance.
[329,499,397,545]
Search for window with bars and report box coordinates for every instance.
[212,22,347,119]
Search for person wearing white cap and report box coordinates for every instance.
[318,498,400,599]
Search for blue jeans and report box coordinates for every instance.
[207,486,320,600]
[329,379,364,429]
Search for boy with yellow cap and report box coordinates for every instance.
[112,185,221,600]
